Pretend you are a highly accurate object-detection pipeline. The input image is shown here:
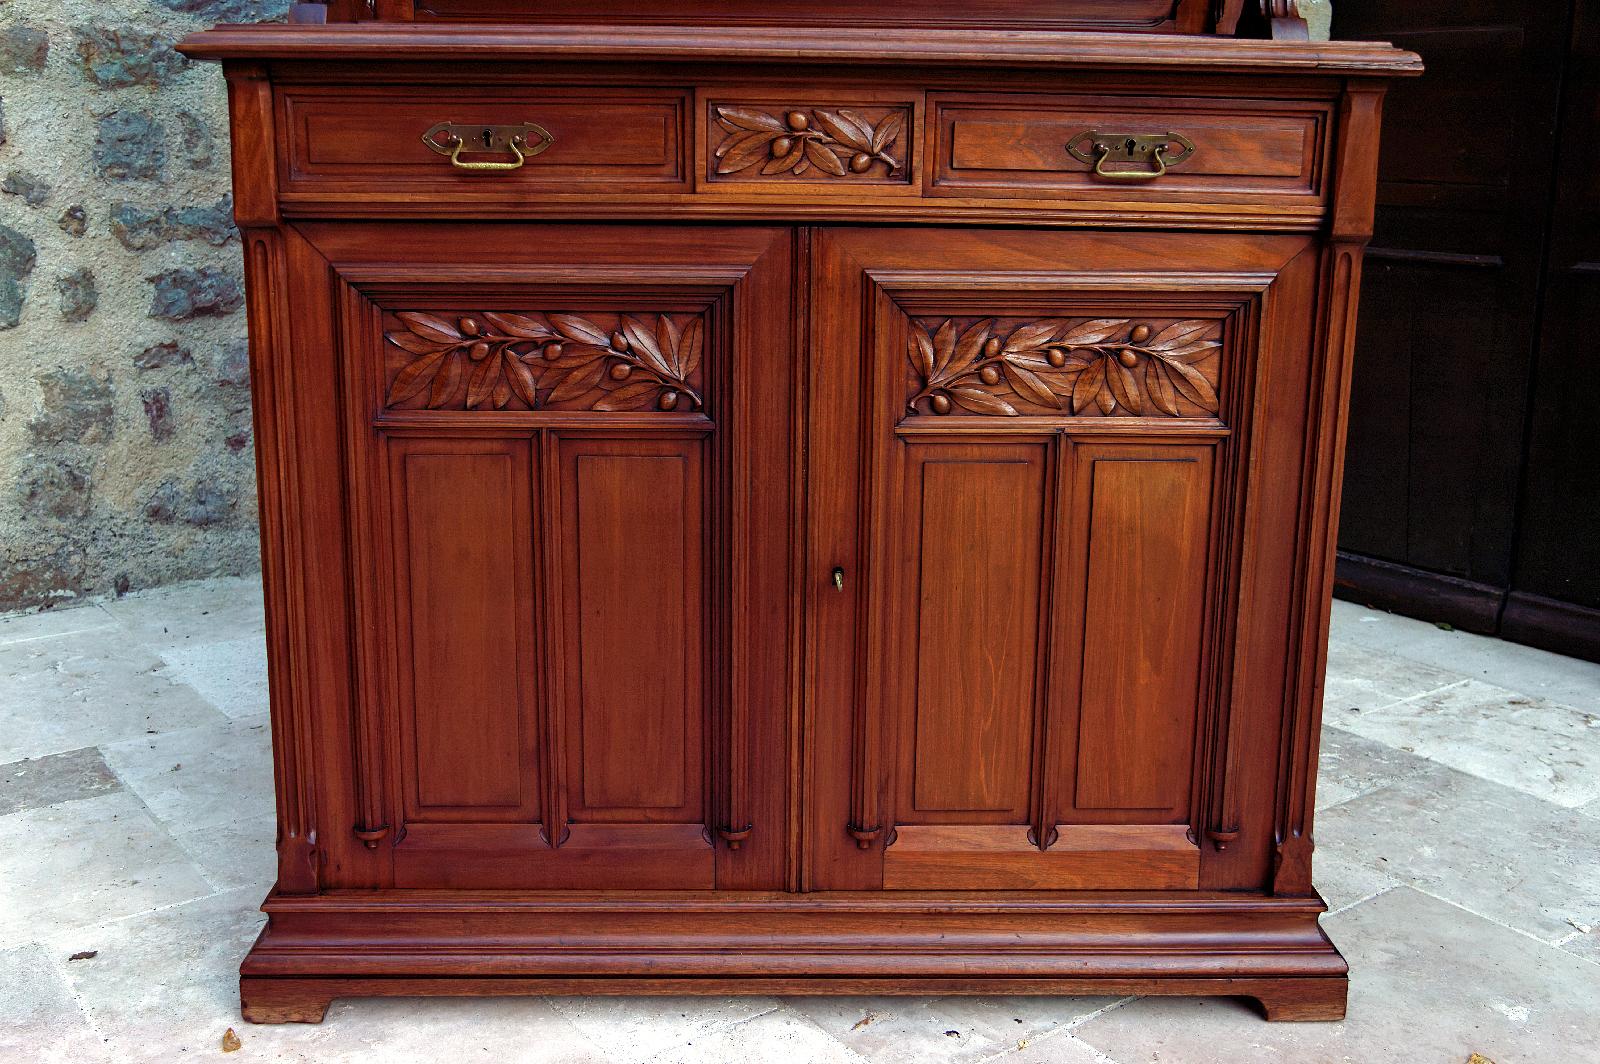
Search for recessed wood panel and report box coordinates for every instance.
[1070,446,1212,814]
[282,86,688,194]
[932,94,1329,202]
[905,446,1047,818]
[391,440,539,818]
[560,439,704,820]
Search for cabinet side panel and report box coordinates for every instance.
[394,442,539,817]
[906,447,1046,819]
[561,442,704,820]
[1071,447,1212,816]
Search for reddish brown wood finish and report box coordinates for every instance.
[179,18,1416,1024]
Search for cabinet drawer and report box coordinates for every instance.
[279,86,689,198]
[931,93,1332,205]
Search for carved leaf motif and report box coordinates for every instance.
[388,349,446,405]
[716,106,787,132]
[395,312,461,343]
[711,104,907,178]
[384,311,706,413]
[905,315,1224,418]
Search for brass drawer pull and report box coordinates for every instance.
[1067,131,1195,182]
[422,121,554,171]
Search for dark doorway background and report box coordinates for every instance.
[1334,0,1600,662]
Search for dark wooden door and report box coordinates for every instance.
[1333,0,1575,628]
[804,227,1321,892]
[302,222,795,890]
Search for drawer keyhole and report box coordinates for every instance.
[481,128,494,148]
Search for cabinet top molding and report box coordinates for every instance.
[176,23,1422,77]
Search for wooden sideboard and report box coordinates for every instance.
[179,10,1420,1024]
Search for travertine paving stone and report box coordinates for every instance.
[0,745,122,816]
[0,792,214,947]
[1075,887,1600,1064]
[1330,677,1600,808]
[1,581,1599,1062]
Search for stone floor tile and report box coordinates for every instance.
[1314,725,1433,811]
[974,1029,1113,1064]
[924,995,1121,1045]
[1320,640,1460,718]
[0,603,119,646]
[0,792,216,948]
[1560,927,1600,967]
[783,996,1017,1063]
[0,746,122,817]
[1330,678,1600,807]
[281,996,616,1064]
[1314,736,1600,941]
[1331,599,1600,709]
[159,635,269,720]
[646,1007,864,1064]
[1074,887,1600,1064]
[100,577,266,654]
[0,632,226,763]
[100,713,274,835]
[549,996,784,1062]
[0,943,105,1064]
[46,888,266,1064]
[170,811,278,892]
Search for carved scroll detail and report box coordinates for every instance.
[712,105,906,178]
[906,316,1222,418]
[384,311,703,412]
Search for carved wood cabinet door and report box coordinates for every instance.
[804,227,1323,891]
[292,223,795,890]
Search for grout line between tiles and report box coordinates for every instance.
[1403,884,1576,950]
[1324,881,1401,917]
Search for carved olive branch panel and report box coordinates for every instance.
[906,316,1223,418]
[384,311,703,413]
[711,105,907,179]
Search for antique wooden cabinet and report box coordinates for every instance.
[179,1,1419,1024]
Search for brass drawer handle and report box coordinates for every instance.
[422,121,554,172]
[1067,131,1195,182]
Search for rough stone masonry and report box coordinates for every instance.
[0,0,290,611]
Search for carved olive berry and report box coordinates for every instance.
[786,111,809,131]
[1047,349,1068,368]
[459,317,480,337]
[930,394,952,415]
[849,153,872,173]
[982,337,1002,358]
[979,365,1002,385]
[468,341,490,361]
[609,363,633,381]
[772,136,794,157]
[1130,323,1153,344]
[658,390,680,411]
[1118,349,1141,368]
[610,330,629,351]
[542,342,563,361]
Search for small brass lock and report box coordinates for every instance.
[422,121,554,171]
[1066,130,1196,182]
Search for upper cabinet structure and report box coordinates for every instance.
[179,0,1420,1025]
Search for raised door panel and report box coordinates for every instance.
[807,227,1321,894]
[300,222,793,891]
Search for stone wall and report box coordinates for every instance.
[0,0,288,612]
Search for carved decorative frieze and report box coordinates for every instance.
[384,311,704,412]
[905,316,1223,417]
[710,105,907,179]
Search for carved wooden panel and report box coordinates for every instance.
[383,310,705,413]
[1061,444,1213,817]
[559,438,705,821]
[906,315,1223,418]
[899,443,1048,820]
[388,437,541,822]
[706,101,912,183]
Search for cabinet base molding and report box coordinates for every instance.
[240,890,1347,1023]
